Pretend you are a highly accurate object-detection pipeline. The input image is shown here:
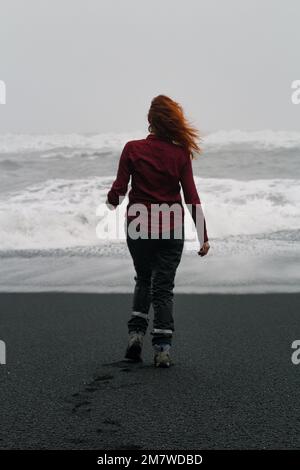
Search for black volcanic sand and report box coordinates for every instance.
[0,293,300,450]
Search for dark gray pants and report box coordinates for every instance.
[126,227,184,346]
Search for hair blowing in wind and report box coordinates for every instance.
[147,95,202,159]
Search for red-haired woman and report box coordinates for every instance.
[106,95,210,368]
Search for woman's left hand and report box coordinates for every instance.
[198,241,210,257]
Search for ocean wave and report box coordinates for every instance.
[1,234,299,259]
[0,176,300,251]
[1,129,300,155]
[0,131,145,155]
[204,129,300,151]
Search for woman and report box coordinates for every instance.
[106,95,210,368]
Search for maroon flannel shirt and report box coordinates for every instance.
[106,133,208,242]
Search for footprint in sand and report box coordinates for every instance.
[99,417,122,435]
[64,374,116,415]
[71,398,92,415]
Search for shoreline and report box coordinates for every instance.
[0,252,299,294]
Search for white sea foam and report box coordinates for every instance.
[0,176,300,253]
[1,129,300,155]
[204,129,300,150]
[0,131,145,154]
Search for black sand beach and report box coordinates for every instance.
[1,293,300,450]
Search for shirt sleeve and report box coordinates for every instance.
[107,142,131,207]
[180,151,209,243]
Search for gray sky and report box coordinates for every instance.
[0,0,299,134]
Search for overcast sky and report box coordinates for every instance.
[0,0,299,134]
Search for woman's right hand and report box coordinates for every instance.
[198,241,210,257]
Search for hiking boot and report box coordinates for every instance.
[124,330,144,362]
[153,343,172,368]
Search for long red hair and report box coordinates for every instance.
[147,95,202,159]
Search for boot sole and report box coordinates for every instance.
[124,343,143,362]
[155,362,170,368]
[154,356,171,368]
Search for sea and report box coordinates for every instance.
[0,129,299,292]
